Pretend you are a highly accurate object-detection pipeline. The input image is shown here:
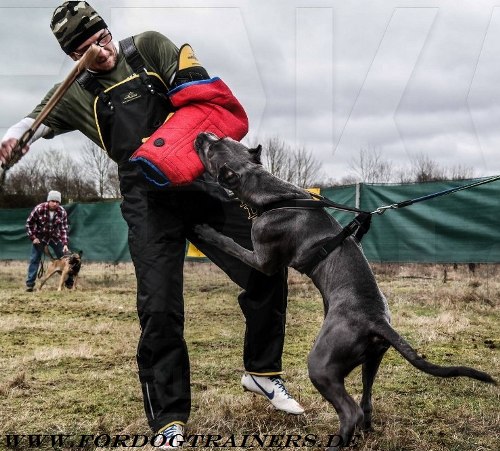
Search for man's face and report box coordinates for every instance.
[48,200,60,211]
[70,29,117,72]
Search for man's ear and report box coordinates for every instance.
[248,144,262,164]
[217,164,240,190]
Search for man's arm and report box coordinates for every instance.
[3,118,53,143]
[134,31,179,88]
[0,82,63,167]
[0,118,53,166]
[25,206,40,243]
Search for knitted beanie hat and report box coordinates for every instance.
[47,190,62,203]
[50,1,107,54]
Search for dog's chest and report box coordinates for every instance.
[252,209,336,266]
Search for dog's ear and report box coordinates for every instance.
[217,164,240,190]
[248,144,262,164]
[78,250,83,257]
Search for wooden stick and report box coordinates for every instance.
[0,45,100,174]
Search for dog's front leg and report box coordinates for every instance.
[194,224,280,275]
[58,268,69,291]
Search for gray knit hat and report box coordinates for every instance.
[47,190,62,203]
[50,1,107,54]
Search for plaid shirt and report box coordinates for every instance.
[26,202,69,246]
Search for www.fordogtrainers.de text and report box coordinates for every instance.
[4,433,361,448]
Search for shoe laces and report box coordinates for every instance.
[159,424,183,446]
[270,376,293,399]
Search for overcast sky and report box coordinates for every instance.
[1,0,500,182]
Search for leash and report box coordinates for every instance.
[369,174,500,215]
[258,196,367,215]
[37,255,46,279]
[289,175,500,275]
[306,174,500,216]
[36,245,64,279]
[36,244,48,279]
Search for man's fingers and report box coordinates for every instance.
[0,138,29,167]
[0,140,14,164]
[0,139,17,163]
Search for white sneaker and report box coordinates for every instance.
[155,423,184,449]
[241,373,305,415]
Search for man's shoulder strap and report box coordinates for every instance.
[120,36,158,93]
[120,36,146,74]
[76,71,112,108]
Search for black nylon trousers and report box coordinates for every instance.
[118,164,288,432]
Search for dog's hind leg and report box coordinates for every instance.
[308,323,364,450]
[39,269,59,290]
[360,348,386,432]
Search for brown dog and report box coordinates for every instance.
[38,250,82,291]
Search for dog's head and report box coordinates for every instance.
[195,132,262,191]
[68,251,82,274]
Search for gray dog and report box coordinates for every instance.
[193,132,496,450]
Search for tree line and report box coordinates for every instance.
[344,146,474,185]
[1,141,120,207]
[0,137,475,208]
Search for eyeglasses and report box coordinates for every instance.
[72,30,112,57]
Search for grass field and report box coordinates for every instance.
[0,260,498,450]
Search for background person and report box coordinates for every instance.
[25,190,72,291]
[0,2,303,447]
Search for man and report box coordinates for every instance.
[25,190,72,291]
[0,2,303,447]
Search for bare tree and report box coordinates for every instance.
[80,140,118,198]
[349,147,393,183]
[41,150,98,201]
[293,146,322,188]
[410,153,474,182]
[5,153,48,196]
[448,163,474,180]
[3,148,98,203]
[106,164,121,198]
[251,136,323,187]
[410,153,446,182]
[347,149,475,185]
[338,175,359,186]
[260,137,296,183]
[394,167,415,184]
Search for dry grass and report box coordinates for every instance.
[0,260,498,450]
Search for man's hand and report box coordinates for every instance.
[33,238,41,245]
[63,245,69,253]
[0,138,29,167]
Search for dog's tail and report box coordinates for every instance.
[373,321,496,384]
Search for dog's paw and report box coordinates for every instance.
[194,224,220,244]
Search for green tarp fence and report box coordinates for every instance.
[1,178,499,263]
[322,178,500,263]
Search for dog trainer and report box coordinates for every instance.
[0,2,303,446]
[25,190,73,291]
